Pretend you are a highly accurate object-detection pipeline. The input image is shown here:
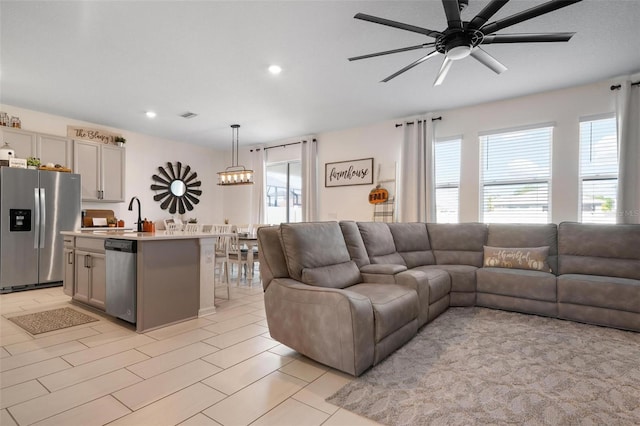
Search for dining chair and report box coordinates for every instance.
[226,232,250,286]
[184,223,200,233]
[247,224,270,285]
[213,228,233,299]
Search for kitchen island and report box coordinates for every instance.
[61,230,220,332]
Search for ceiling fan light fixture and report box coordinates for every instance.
[218,124,254,186]
[446,44,472,60]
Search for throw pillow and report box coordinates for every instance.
[483,246,551,272]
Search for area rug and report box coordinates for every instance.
[327,307,640,425]
[8,307,98,335]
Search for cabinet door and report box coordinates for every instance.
[0,128,36,160]
[38,134,72,169]
[74,250,91,303]
[63,248,74,297]
[89,252,106,310]
[100,145,125,202]
[74,140,101,201]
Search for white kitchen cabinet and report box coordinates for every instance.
[0,127,72,168]
[74,237,106,310]
[38,134,72,168]
[0,128,37,159]
[63,236,75,297]
[74,139,125,202]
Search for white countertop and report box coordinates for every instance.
[61,230,223,241]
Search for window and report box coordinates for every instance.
[579,116,618,223]
[480,125,552,223]
[266,161,302,224]
[434,137,461,223]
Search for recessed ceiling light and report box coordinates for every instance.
[268,65,282,75]
[145,111,157,118]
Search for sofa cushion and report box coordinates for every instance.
[483,246,551,272]
[415,264,478,292]
[348,283,419,343]
[558,222,640,280]
[486,223,558,273]
[477,268,557,302]
[557,274,640,313]
[427,223,487,266]
[388,222,435,268]
[357,222,406,265]
[280,222,359,287]
[339,221,371,268]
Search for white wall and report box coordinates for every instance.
[317,119,401,222]
[0,104,225,227]
[5,73,637,226]
[315,78,624,223]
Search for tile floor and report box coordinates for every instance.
[0,278,382,426]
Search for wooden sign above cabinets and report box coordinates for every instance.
[67,125,122,145]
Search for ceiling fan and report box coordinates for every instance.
[349,0,583,85]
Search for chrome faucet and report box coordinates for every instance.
[128,196,143,232]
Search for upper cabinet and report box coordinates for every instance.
[74,140,125,202]
[0,128,72,168]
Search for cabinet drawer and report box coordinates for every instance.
[63,236,75,248]
[76,237,105,253]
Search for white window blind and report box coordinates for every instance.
[579,116,618,224]
[480,126,552,223]
[434,137,461,223]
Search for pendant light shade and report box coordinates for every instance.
[217,124,254,186]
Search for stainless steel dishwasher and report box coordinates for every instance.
[104,239,137,323]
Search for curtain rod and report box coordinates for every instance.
[395,116,442,127]
[250,139,316,152]
[610,81,640,90]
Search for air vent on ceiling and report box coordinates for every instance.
[180,112,198,119]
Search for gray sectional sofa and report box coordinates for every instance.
[257,221,640,376]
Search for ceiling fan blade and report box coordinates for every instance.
[481,0,582,35]
[442,0,463,30]
[381,51,440,83]
[482,32,575,44]
[470,47,507,74]
[468,0,510,30]
[434,57,453,86]
[349,43,435,61]
[354,13,442,38]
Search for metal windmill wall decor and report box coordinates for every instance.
[151,162,202,214]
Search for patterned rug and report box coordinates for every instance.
[327,307,640,425]
[8,307,98,335]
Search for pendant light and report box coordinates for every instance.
[217,124,254,186]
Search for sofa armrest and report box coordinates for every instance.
[264,278,375,376]
[361,264,407,283]
[395,270,432,327]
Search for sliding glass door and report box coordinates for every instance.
[266,161,302,224]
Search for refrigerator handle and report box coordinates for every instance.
[39,188,46,249]
[34,188,40,249]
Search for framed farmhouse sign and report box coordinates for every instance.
[325,157,374,187]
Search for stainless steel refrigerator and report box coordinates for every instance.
[0,167,81,292]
